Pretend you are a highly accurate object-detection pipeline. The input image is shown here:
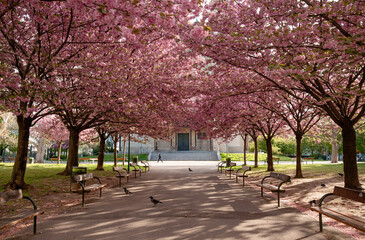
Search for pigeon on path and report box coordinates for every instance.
[338,173,344,177]
[124,187,132,195]
[188,168,193,172]
[149,196,163,206]
[321,183,326,187]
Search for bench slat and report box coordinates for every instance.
[260,184,286,192]
[0,209,42,230]
[310,206,365,232]
[270,172,290,182]
[333,186,365,203]
[74,173,94,182]
[83,184,106,192]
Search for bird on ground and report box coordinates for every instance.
[338,173,344,177]
[321,183,326,187]
[123,187,132,195]
[188,168,193,172]
[149,196,163,206]
[309,200,316,206]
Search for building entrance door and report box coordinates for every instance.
[178,133,189,151]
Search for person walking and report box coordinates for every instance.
[157,152,163,163]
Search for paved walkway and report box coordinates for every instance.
[13,161,353,240]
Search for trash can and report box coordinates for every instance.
[226,158,231,167]
[132,156,138,163]
[70,166,87,192]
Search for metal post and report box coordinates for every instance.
[128,134,131,173]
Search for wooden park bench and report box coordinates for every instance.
[72,173,106,207]
[116,157,127,163]
[140,160,150,172]
[310,186,365,232]
[79,157,97,164]
[0,189,43,234]
[130,162,142,178]
[235,165,251,186]
[303,157,314,164]
[217,160,226,173]
[259,172,291,207]
[273,157,280,164]
[224,162,237,179]
[113,166,132,186]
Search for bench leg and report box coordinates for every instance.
[319,213,323,232]
[99,188,102,198]
[82,191,85,207]
[261,187,263,197]
[242,177,245,187]
[33,215,37,234]
[277,191,280,207]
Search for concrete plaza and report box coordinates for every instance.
[11,161,354,240]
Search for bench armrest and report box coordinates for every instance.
[93,176,103,185]
[277,178,291,191]
[261,175,271,185]
[23,196,38,211]
[318,193,334,207]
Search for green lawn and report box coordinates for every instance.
[226,162,365,179]
[220,153,326,161]
[51,153,149,162]
[0,163,131,192]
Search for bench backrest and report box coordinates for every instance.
[333,186,365,203]
[113,166,125,171]
[229,162,236,167]
[242,166,251,171]
[270,172,291,182]
[74,173,94,182]
[130,163,138,166]
[0,189,22,203]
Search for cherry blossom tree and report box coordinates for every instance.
[0,0,202,187]
[188,0,364,189]
[255,90,321,177]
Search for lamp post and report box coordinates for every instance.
[128,134,131,173]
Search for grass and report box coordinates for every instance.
[0,163,135,192]
[50,154,149,162]
[220,153,326,161]
[226,162,365,180]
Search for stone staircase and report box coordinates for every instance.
[149,151,219,161]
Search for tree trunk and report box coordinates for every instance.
[58,128,80,176]
[265,137,274,171]
[342,123,361,189]
[57,141,62,164]
[330,129,339,163]
[8,115,32,189]
[113,135,118,167]
[243,134,247,165]
[295,134,304,178]
[122,139,126,165]
[96,134,106,170]
[253,136,258,168]
[35,138,46,163]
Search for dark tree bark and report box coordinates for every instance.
[8,115,32,189]
[57,141,62,164]
[295,134,303,178]
[113,135,119,167]
[58,128,80,176]
[264,137,275,171]
[253,136,258,168]
[342,123,361,189]
[243,134,247,165]
[96,134,106,171]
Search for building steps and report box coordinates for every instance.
[149,151,219,161]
